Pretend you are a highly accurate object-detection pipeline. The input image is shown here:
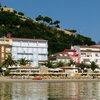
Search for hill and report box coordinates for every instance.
[0,7,96,54]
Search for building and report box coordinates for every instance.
[72,45,100,67]
[0,38,12,63]
[49,51,70,64]
[49,49,79,64]
[0,37,48,66]
[63,49,80,63]
[0,44,11,63]
[0,7,14,12]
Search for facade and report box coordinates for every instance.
[49,52,70,64]
[49,49,79,64]
[72,45,100,67]
[63,49,80,63]
[11,38,48,66]
[0,44,11,63]
[0,38,48,66]
[0,38,12,63]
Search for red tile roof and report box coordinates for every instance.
[8,37,47,41]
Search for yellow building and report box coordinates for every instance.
[0,38,12,63]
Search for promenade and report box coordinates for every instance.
[0,76,100,82]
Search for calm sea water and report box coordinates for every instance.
[0,81,100,100]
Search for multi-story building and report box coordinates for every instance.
[11,38,48,66]
[49,49,79,64]
[0,38,12,63]
[0,44,11,63]
[72,45,100,67]
[0,37,48,66]
[63,49,80,63]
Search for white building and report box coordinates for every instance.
[72,45,100,67]
[11,38,48,66]
[0,37,48,66]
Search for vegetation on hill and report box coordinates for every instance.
[0,8,96,54]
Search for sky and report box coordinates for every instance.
[1,0,100,43]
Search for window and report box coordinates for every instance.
[13,41,20,46]
[38,41,46,47]
[33,48,37,53]
[28,55,33,61]
[87,55,92,57]
[59,54,63,56]
[81,53,86,57]
[22,47,27,53]
[17,47,22,53]
[95,59,98,62]
[38,48,42,53]
[6,48,11,53]
[83,59,90,62]
[28,48,33,53]
[95,53,99,57]
[12,47,17,52]
[64,54,67,56]
[18,54,22,59]
[81,53,86,55]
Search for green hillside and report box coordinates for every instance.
[0,8,96,54]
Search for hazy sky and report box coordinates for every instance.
[1,0,100,43]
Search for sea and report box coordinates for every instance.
[0,81,100,100]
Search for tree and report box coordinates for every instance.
[90,61,98,72]
[56,61,64,67]
[13,10,17,14]
[0,64,3,75]
[1,55,17,76]
[44,60,53,68]
[65,29,77,33]
[2,55,17,68]
[53,20,60,27]
[35,15,44,22]
[18,12,24,16]
[77,62,89,73]
[0,12,96,54]
[43,16,52,24]
[18,58,29,66]
[68,60,75,66]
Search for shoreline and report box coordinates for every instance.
[0,77,100,82]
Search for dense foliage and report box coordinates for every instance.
[0,10,96,54]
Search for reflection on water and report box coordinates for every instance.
[0,81,100,100]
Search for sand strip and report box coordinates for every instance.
[0,77,100,82]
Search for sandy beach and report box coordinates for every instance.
[0,76,100,82]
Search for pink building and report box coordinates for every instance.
[63,49,80,63]
[49,49,80,64]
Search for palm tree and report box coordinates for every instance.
[90,61,98,72]
[44,60,53,68]
[18,58,29,66]
[56,61,64,67]
[1,55,17,76]
[77,62,88,73]
[2,55,17,69]
[68,60,75,66]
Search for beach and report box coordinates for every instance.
[0,76,100,82]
